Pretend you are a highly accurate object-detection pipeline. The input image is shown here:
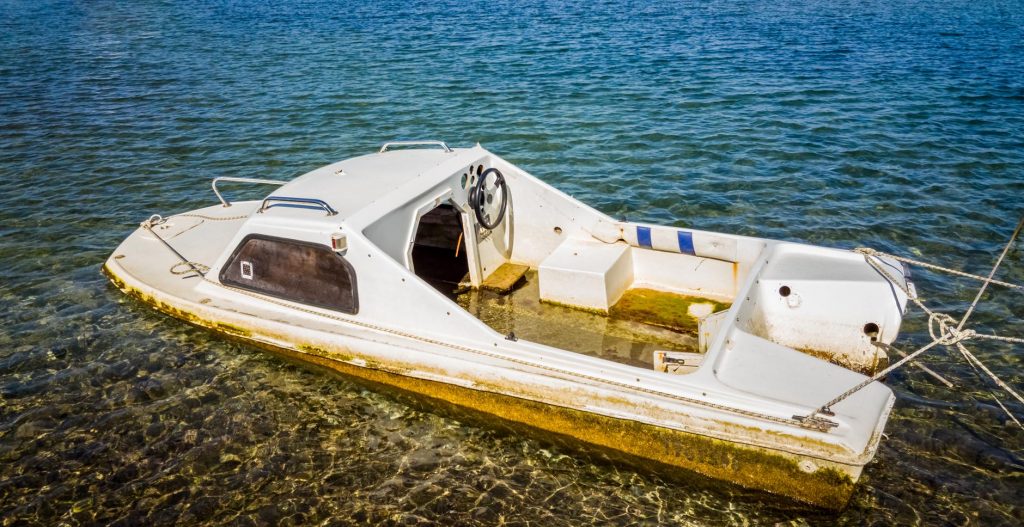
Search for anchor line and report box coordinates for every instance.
[853,248,1024,292]
[956,340,1024,430]
[808,215,1024,429]
[956,215,1024,330]
[130,215,836,433]
[872,341,954,388]
[141,211,250,275]
[140,215,207,278]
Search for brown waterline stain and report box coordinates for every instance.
[102,262,858,509]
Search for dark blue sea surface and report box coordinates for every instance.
[2,0,1023,525]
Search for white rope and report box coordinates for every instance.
[955,342,1024,407]
[812,217,1024,429]
[140,214,164,229]
[956,216,1024,331]
[854,248,1023,292]
[170,261,210,276]
[973,333,1024,344]
[876,341,955,388]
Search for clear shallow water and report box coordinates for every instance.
[1,0,1023,524]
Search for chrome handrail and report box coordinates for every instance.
[379,140,452,153]
[212,177,288,207]
[258,196,338,216]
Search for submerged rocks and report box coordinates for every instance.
[14,419,56,440]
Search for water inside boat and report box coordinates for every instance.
[455,271,719,369]
[408,199,731,369]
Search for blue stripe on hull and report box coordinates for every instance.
[637,226,653,248]
[677,230,695,255]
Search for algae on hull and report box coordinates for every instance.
[104,262,858,510]
[268,338,857,510]
[267,338,857,510]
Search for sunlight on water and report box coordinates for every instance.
[1,0,1022,525]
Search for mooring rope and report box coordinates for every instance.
[170,261,210,276]
[140,215,207,278]
[809,216,1024,429]
[873,341,955,388]
[143,212,249,275]
[853,248,1023,292]
[956,216,1024,330]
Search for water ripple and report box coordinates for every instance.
[1,0,1023,525]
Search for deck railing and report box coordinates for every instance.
[379,140,452,153]
[212,177,288,207]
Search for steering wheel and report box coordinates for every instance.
[469,167,508,230]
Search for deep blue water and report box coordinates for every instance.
[2,1,1023,525]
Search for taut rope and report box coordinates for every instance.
[807,216,1024,429]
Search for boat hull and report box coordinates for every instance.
[103,261,874,510]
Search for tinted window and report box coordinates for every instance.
[220,234,358,314]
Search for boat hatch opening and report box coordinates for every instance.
[411,203,469,296]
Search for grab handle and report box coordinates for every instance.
[379,140,452,153]
[212,177,288,207]
[258,196,338,216]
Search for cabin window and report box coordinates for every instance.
[219,234,358,314]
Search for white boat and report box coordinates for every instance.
[104,141,911,508]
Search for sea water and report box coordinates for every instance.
[1,1,1022,524]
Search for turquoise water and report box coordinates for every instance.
[2,0,1023,524]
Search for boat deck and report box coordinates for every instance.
[451,271,711,369]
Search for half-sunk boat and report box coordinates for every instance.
[104,141,911,509]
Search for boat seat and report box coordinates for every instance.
[538,238,633,312]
